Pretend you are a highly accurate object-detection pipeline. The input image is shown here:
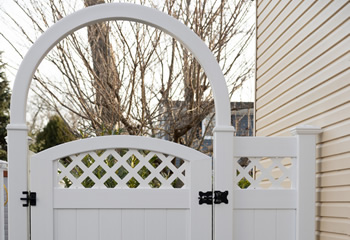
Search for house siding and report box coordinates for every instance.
[255,1,350,240]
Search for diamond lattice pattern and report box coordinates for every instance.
[234,157,295,189]
[57,149,187,189]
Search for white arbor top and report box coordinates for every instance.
[9,3,232,128]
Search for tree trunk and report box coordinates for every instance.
[84,0,121,133]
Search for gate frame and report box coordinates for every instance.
[7,3,234,240]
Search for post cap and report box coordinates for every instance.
[291,125,322,136]
[213,126,236,133]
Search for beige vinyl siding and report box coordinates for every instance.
[256,1,350,239]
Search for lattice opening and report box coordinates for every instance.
[93,165,106,179]
[149,177,161,188]
[259,158,272,169]
[116,166,129,180]
[70,165,84,179]
[149,155,162,169]
[104,155,118,168]
[137,149,150,157]
[126,155,140,168]
[172,178,184,188]
[59,157,73,168]
[234,157,295,190]
[258,178,272,189]
[236,157,254,189]
[96,149,106,156]
[60,176,72,188]
[171,158,184,168]
[281,157,292,165]
[127,177,140,188]
[237,177,251,189]
[82,176,95,188]
[104,177,118,188]
[56,149,188,189]
[81,154,95,168]
[160,166,173,179]
[115,149,128,157]
[271,166,283,179]
[237,157,251,169]
[281,177,291,189]
[138,166,151,180]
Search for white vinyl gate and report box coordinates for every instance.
[6,3,321,240]
[30,136,212,240]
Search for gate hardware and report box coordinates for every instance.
[20,191,36,207]
[198,191,229,205]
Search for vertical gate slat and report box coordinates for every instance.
[233,210,254,240]
[54,210,77,240]
[166,210,188,240]
[254,210,276,240]
[77,210,99,240]
[276,210,296,240]
[122,209,145,240]
[145,210,167,240]
[99,209,122,240]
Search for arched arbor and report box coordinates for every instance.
[7,3,234,240]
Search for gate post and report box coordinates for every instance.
[213,126,235,240]
[291,125,322,240]
[0,160,8,240]
[6,125,29,240]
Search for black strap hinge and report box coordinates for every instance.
[20,191,36,207]
[198,190,229,205]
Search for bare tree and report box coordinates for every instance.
[1,0,255,152]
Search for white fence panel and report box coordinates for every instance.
[232,126,320,240]
[233,209,295,240]
[233,136,297,240]
[30,136,211,240]
[54,208,190,240]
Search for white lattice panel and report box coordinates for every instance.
[234,157,295,189]
[56,149,188,189]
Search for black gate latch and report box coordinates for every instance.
[198,191,229,205]
[20,191,36,207]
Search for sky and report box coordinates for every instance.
[0,1,28,79]
[0,0,256,111]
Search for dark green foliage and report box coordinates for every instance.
[126,177,140,188]
[0,52,10,160]
[35,115,76,152]
[238,177,251,189]
[81,176,95,188]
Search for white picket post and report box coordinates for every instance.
[213,126,235,240]
[0,160,7,240]
[0,170,3,240]
[6,125,29,240]
[291,125,322,240]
